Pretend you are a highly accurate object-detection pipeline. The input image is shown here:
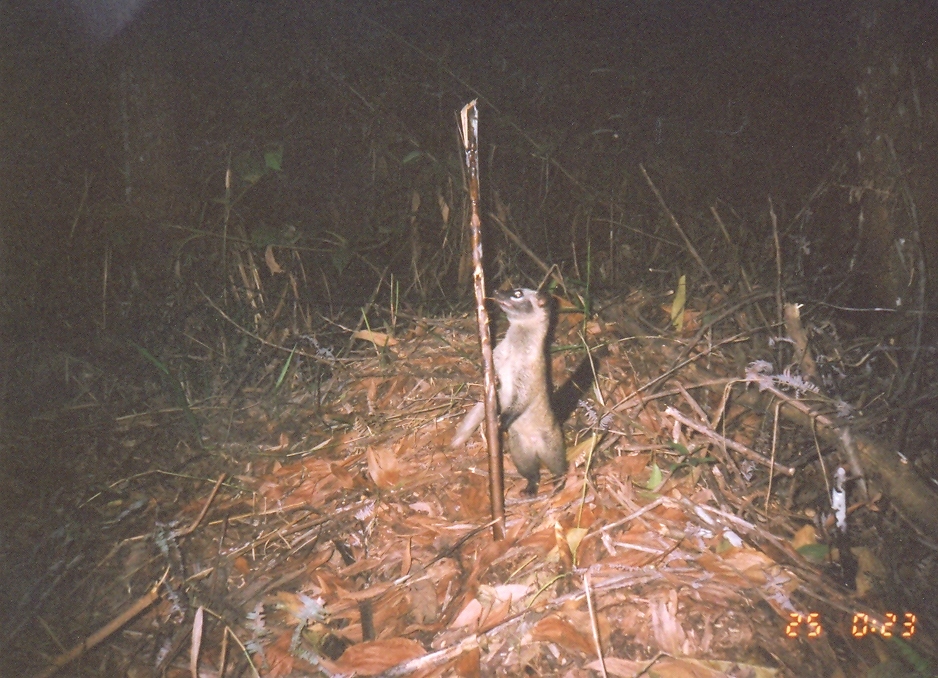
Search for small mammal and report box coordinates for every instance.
[451,288,567,494]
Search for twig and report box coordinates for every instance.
[639,164,717,289]
[583,573,608,678]
[197,283,337,365]
[35,569,168,678]
[665,406,795,476]
[190,606,204,678]
[67,171,92,242]
[769,197,784,332]
[582,497,667,544]
[488,210,562,289]
[764,400,782,513]
[758,383,866,497]
[885,134,926,400]
[783,302,819,383]
[610,294,774,410]
[173,474,226,538]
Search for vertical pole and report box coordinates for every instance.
[458,101,505,540]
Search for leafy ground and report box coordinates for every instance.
[4,285,937,676]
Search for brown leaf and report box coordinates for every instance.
[264,245,283,274]
[450,597,483,629]
[531,614,594,655]
[332,638,426,675]
[329,462,357,489]
[352,329,398,347]
[264,630,295,677]
[367,445,401,488]
[407,578,439,625]
[232,556,251,576]
[401,536,413,576]
[453,643,480,677]
[791,524,818,551]
[263,431,289,452]
[477,593,512,632]
[719,547,779,584]
[650,590,686,655]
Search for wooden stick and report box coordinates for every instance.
[174,474,226,538]
[35,570,167,678]
[459,100,505,540]
[640,164,717,289]
[665,406,796,476]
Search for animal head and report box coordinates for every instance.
[494,288,551,323]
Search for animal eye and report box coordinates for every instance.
[512,289,523,298]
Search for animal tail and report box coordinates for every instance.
[450,402,485,448]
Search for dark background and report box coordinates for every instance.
[3,0,937,486]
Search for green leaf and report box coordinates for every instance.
[233,152,266,184]
[264,145,284,172]
[401,150,422,165]
[887,635,932,675]
[274,345,297,390]
[645,462,663,490]
[131,341,170,376]
[666,441,691,456]
[796,543,830,563]
[331,246,353,274]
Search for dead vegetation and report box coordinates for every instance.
[5,277,937,677]
[3,2,938,677]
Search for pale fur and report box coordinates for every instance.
[451,288,566,494]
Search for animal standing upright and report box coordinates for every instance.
[451,288,567,494]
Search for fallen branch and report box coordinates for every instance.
[35,570,168,678]
[665,406,795,476]
[173,474,226,538]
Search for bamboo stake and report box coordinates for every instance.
[459,100,505,540]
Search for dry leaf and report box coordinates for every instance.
[650,590,686,655]
[264,630,296,678]
[566,527,588,559]
[478,594,512,631]
[407,578,439,624]
[531,614,594,655]
[566,434,597,465]
[720,547,778,585]
[366,445,401,488]
[263,431,289,452]
[329,462,357,490]
[450,597,483,629]
[332,638,425,675]
[352,329,398,347]
[453,643,481,677]
[489,584,530,605]
[791,524,818,551]
[853,546,886,597]
[264,245,283,274]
